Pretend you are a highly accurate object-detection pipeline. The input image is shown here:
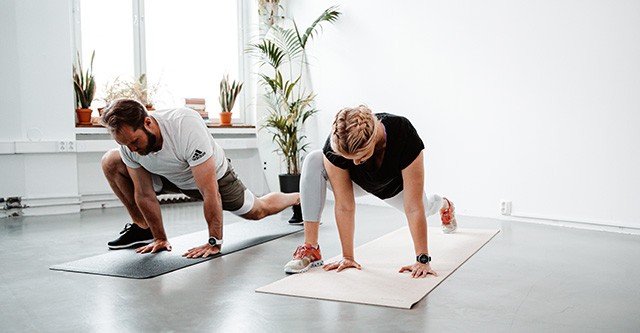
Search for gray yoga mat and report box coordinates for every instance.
[50,219,302,279]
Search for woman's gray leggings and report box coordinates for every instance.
[300,150,444,222]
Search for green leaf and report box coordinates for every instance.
[300,6,341,48]
[219,74,244,112]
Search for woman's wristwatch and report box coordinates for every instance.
[416,253,431,264]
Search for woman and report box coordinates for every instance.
[284,105,457,278]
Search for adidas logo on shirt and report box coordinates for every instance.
[191,149,206,161]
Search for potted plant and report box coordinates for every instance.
[250,6,340,222]
[218,74,243,126]
[97,77,129,115]
[127,74,160,111]
[72,50,96,125]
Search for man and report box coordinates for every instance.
[100,99,299,258]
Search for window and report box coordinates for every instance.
[79,0,135,84]
[74,0,246,123]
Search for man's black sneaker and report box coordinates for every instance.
[107,223,154,249]
[288,204,303,225]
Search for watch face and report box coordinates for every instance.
[418,254,431,264]
[208,237,217,246]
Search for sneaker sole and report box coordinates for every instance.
[284,259,324,274]
[442,225,458,234]
[108,239,154,250]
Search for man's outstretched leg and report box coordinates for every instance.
[240,192,299,220]
[101,149,153,249]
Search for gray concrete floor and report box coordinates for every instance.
[1,202,639,332]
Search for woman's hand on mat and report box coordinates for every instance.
[136,239,172,254]
[182,244,220,258]
[399,262,438,278]
[323,257,362,272]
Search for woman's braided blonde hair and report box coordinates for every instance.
[330,105,380,156]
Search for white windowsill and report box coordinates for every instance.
[75,126,257,135]
[0,127,259,155]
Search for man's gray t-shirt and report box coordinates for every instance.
[119,108,228,191]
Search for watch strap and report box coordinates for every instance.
[208,236,223,246]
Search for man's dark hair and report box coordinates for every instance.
[100,98,148,132]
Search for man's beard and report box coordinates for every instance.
[137,127,159,156]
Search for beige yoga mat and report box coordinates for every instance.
[256,227,499,309]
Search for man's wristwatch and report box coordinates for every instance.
[208,236,223,247]
[416,253,431,264]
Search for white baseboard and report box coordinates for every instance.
[325,197,640,235]
[1,193,196,217]
[21,195,81,216]
[498,214,640,236]
[80,193,123,210]
[8,193,639,236]
[22,205,80,216]
[79,193,194,210]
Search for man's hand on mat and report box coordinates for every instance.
[399,263,438,278]
[182,244,220,258]
[323,257,362,272]
[136,239,172,254]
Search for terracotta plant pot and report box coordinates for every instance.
[75,108,93,125]
[219,112,232,126]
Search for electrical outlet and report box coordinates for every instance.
[500,200,512,215]
[66,141,76,152]
[57,141,76,152]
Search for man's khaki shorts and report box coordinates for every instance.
[154,160,255,215]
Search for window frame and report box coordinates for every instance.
[71,0,253,126]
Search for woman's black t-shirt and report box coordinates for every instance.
[322,113,425,199]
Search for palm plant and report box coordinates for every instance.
[219,74,243,113]
[72,50,96,109]
[250,6,340,175]
[261,74,317,174]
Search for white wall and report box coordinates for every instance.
[0,0,80,212]
[289,0,640,229]
[0,0,25,195]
